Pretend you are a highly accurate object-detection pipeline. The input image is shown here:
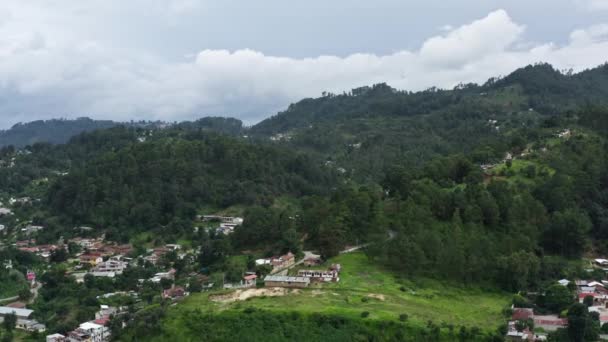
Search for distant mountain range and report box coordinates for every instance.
[0,118,119,148]
[0,117,246,148]
[2,63,607,151]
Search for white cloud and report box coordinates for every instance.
[420,10,525,67]
[587,0,608,10]
[0,6,606,127]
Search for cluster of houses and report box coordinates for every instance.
[508,307,565,341]
[507,274,608,341]
[46,305,117,341]
[255,252,295,273]
[0,306,46,333]
[199,215,244,235]
[263,263,342,289]
[570,277,608,325]
[142,244,182,265]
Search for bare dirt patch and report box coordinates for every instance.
[367,293,386,301]
[311,290,324,297]
[210,287,289,303]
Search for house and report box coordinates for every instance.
[255,258,271,266]
[91,259,128,275]
[150,269,176,283]
[46,333,66,342]
[22,225,44,235]
[297,269,338,282]
[27,270,36,285]
[511,308,534,321]
[69,322,110,342]
[243,274,257,287]
[162,286,188,300]
[200,215,244,225]
[79,254,103,266]
[303,257,322,267]
[269,252,295,272]
[557,279,570,286]
[165,244,182,251]
[588,281,604,288]
[506,324,533,341]
[533,315,567,332]
[0,306,46,333]
[95,305,118,320]
[143,247,171,265]
[595,259,608,267]
[0,208,12,216]
[264,275,310,288]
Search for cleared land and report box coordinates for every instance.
[174,252,510,329]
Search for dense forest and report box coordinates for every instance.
[46,131,335,241]
[0,118,119,148]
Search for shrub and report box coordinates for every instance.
[361,311,370,318]
[399,314,408,322]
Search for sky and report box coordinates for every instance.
[0,1,607,128]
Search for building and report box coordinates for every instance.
[22,225,44,235]
[200,215,244,225]
[0,208,12,216]
[46,333,66,342]
[270,252,295,272]
[297,269,340,282]
[162,286,188,300]
[264,275,310,288]
[150,269,176,283]
[68,322,110,342]
[303,257,322,267]
[95,305,118,320]
[91,259,128,275]
[243,274,257,287]
[79,254,103,266]
[0,306,46,332]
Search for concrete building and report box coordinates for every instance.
[264,275,310,288]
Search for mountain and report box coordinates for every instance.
[0,117,120,148]
[250,63,608,181]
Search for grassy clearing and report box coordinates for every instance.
[175,253,510,330]
[489,159,554,186]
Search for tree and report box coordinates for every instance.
[567,303,599,342]
[496,251,540,291]
[583,295,594,307]
[50,248,69,262]
[2,312,16,331]
[542,209,591,257]
[18,287,32,301]
[543,284,573,312]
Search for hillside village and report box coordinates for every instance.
[0,202,349,341]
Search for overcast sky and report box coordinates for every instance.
[0,0,607,128]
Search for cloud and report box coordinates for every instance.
[0,7,606,127]
[587,0,608,10]
[420,10,525,67]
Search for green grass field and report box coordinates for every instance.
[173,253,510,330]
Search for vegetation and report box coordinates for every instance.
[2,63,608,340]
[118,253,509,341]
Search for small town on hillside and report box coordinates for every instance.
[0,207,347,342]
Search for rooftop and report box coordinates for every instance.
[264,275,310,283]
[0,306,33,318]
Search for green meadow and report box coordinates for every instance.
[172,252,510,330]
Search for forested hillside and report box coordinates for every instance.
[0,118,119,148]
[250,63,608,181]
[46,131,336,241]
